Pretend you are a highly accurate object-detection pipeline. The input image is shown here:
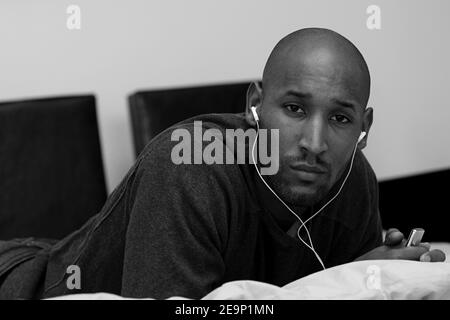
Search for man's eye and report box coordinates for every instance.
[285,104,305,114]
[331,114,350,124]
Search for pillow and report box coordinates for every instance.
[203,260,450,300]
[49,259,450,300]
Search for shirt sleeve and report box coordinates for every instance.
[350,152,384,260]
[353,208,384,260]
[324,150,384,266]
[120,130,241,299]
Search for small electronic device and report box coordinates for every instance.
[405,228,425,247]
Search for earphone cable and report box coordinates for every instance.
[251,120,325,269]
[251,115,361,271]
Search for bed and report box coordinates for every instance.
[51,242,450,300]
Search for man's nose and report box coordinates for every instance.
[298,120,328,156]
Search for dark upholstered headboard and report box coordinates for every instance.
[0,95,107,240]
[378,169,450,242]
[128,82,252,157]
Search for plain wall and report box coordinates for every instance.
[1,0,449,192]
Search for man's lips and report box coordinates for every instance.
[289,163,327,181]
[290,163,327,174]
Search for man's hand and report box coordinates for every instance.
[355,228,446,262]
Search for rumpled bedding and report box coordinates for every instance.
[49,247,450,300]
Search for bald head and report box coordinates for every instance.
[262,28,371,109]
[246,28,374,210]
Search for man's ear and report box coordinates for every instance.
[359,107,373,149]
[245,81,263,127]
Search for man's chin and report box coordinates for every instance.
[265,174,331,207]
[281,183,329,207]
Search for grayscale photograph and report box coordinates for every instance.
[0,0,449,310]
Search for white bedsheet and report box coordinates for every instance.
[204,260,450,299]
[51,254,450,300]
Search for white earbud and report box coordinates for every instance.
[250,106,259,122]
[358,131,367,143]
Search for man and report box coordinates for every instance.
[0,28,445,299]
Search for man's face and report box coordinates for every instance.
[258,50,369,207]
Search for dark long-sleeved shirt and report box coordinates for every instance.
[1,113,383,299]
